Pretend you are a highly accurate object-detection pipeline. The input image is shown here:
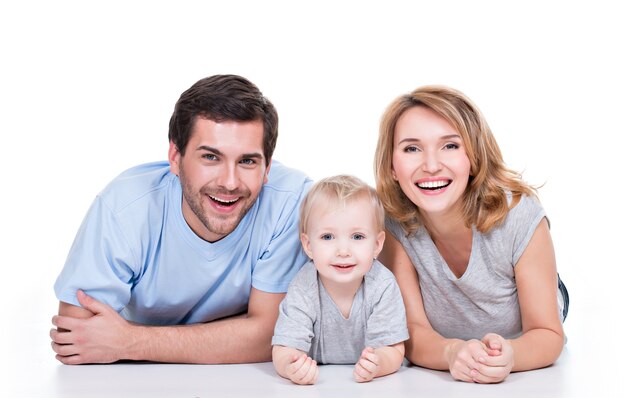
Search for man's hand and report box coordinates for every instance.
[50,290,137,364]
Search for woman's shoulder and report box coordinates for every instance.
[504,192,545,226]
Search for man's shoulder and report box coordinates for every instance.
[263,160,312,196]
[99,161,176,213]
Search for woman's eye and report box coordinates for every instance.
[404,145,419,153]
[443,143,460,150]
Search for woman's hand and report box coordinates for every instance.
[445,334,514,383]
[471,333,514,383]
[445,339,489,382]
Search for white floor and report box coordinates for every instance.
[3,292,624,397]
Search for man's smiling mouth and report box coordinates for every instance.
[209,195,240,207]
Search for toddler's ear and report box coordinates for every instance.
[300,233,314,259]
[374,230,386,258]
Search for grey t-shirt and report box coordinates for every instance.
[272,259,409,364]
[386,194,548,340]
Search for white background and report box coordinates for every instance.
[1,0,624,396]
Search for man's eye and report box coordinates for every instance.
[352,233,365,240]
[240,158,256,165]
[321,234,333,241]
[202,154,218,161]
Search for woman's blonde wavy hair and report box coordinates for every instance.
[374,85,536,234]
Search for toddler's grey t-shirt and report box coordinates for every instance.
[272,259,409,364]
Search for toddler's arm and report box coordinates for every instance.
[272,345,319,385]
[353,342,405,382]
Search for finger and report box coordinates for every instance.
[470,367,507,384]
[50,328,74,345]
[55,353,84,365]
[354,361,375,380]
[301,360,318,384]
[51,341,79,357]
[51,315,82,331]
[478,353,509,367]
[487,348,502,356]
[76,290,108,314]
[454,353,480,372]
[360,350,379,364]
[353,367,368,383]
[293,357,313,381]
[450,368,475,383]
[357,357,377,374]
[482,333,503,350]
[450,358,480,383]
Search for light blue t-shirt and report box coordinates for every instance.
[54,160,312,326]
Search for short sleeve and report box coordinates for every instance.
[365,278,409,348]
[271,274,317,352]
[251,180,312,293]
[505,195,547,266]
[53,196,136,311]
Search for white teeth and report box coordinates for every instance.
[209,195,238,204]
[417,180,450,189]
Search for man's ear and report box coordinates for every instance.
[263,159,272,184]
[168,141,181,176]
[300,233,313,259]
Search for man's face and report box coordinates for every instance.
[169,117,270,242]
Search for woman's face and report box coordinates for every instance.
[391,106,471,218]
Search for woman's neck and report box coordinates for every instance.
[420,208,473,278]
[420,207,467,241]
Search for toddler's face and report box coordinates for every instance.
[301,196,385,287]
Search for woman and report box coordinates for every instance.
[374,86,568,383]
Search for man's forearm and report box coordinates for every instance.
[53,289,284,364]
[128,314,274,364]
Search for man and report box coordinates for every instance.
[51,75,311,364]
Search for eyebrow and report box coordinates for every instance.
[196,145,264,160]
[397,134,461,144]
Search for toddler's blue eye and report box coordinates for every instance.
[321,234,333,240]
[352,233,365,240]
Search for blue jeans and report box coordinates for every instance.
[558,273,569,321]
